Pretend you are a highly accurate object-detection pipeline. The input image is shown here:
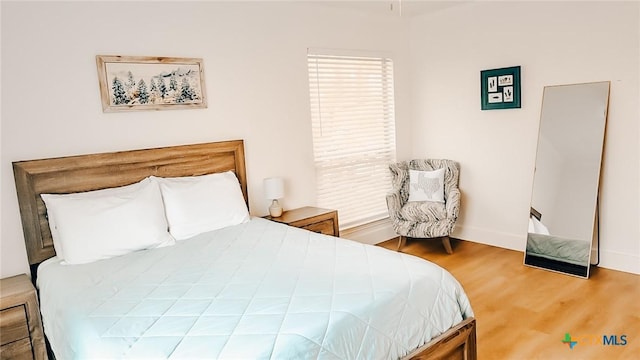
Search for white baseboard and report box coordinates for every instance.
[452,224,524,252]
[455,225,640,275]
[342,221,640,275]
[597,249,640,275]
[340,218,396,245]
[343,221,527,250]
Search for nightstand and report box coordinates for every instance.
[265,206,340,237]
[0,274,46,360]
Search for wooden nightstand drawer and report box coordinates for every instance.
[0,305,29,346]
[265,206,340,237]
[0,274,46,360]
[301,219,335,236]
[0,337,33,360]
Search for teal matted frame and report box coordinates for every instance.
[481,66,521,110]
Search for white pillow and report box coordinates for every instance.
[529,217,551,235]
[45,179,147,260]
[152,171,250,240]
[408,168,445,203]
[42,178,175,265]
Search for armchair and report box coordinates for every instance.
[386,159,461,253]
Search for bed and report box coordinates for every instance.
[13,139,476,360]
[525,233,590,266]
[525,208,590,277]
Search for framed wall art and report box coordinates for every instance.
[96,55,207,112]
[480,66,521,110]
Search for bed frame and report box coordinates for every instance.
[13,139,476,360]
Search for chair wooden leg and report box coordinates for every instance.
[397,236,406,252]
[442,236,453,254]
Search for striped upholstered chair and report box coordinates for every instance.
[386,159,461,253]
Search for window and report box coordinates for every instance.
[307,52,397,229]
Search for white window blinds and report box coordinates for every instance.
[307,53,397,229]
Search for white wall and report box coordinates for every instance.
[409,1,640,274]
[0,1,412,278]
[3,1,638,278]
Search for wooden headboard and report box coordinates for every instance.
[13,140,247,268]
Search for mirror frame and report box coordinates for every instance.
[524,81,610,278]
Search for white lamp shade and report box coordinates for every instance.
[263,177,284,200]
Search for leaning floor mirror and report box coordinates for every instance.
[524,81,610,278]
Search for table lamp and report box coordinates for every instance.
[263,177,284,217]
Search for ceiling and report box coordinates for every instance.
[315,0,472,18]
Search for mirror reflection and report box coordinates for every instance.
[524,81,610,278]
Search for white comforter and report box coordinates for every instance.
[38,218,473,360]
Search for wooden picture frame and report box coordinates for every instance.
[96,55,207,112]
[480,66,521,110]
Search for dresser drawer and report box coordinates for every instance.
[0,305,29,346]
[302,219,335,236]
[0,337,33,360]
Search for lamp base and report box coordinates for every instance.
[269,199,283,217]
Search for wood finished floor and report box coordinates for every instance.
[378,237,640,359]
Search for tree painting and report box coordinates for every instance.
[137,79,149,104]
[105,62,203,107]
[169,74,178,92]
[111,76,127,105]
[178,77,196,103]
[157,76,167,99]
[126,71,135,89]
